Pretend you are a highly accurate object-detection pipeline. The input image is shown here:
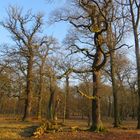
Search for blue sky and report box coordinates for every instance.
[0,0,135,61]
[0,0,69,44]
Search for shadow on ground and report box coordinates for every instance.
[20,125,38,137]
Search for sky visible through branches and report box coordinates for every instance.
[0,0,68,44]
[0,0,135,62]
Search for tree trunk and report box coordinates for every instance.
[133,29,140,129]
[38,62,44,120]
[22,56,33,121]
[108,96,112,117]
[110,50,120,127]
[107,21,120,127]
[91,71,103,131]
[48,91,55,120]
[63,75,70,123]
[137,95,140,128]
[66,75,70,119]
[129,0,140,129]
[131,93,135,119]
[47,77,55,120]
[54,97,60,121]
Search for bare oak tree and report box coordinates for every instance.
[1,6,44,121]
[51,0,111,131]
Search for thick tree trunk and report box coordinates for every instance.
[91,71,103,131]
[38,62,44,120]
[107,21,119,127]
[66,75,70,119]
[22,56,33,121]
[47,77,55,120]
[54,98,60,121]
[48,91,55,120]
[110,51,120,127]
[63,75,70,123]
[137,95,140,128]
[90,26,107,130]
[133,29,140,129]
[129,0,140,129]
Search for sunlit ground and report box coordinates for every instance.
[0,116,139,140]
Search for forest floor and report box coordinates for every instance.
[0,116,140,140]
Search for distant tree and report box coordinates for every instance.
[115,54,133,121]
[36,36,57,120]
[76,73,92,125]
[56,56,76,121]
[116,0,140,129]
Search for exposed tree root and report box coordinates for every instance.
[33,120,89,138]
[90,123,107,132]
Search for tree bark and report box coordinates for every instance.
[128,0,140,129]
[38,61,44,120]
[63,75,70,123]
[90,20,108,131]
[133,29,140,128]
[54,97,60,121]
[47,77,55,120]
[66,75,70,119]
[110,50,120,127]
[108,96,112,117]
[22,55,33,121]
[91,46,103,130]
[91,71,103,131]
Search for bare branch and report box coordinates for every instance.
[75,86,100,100]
